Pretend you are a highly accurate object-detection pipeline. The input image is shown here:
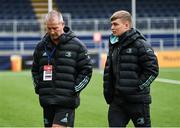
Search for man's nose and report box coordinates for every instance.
[111,25,114,29]
[50,29,55,34]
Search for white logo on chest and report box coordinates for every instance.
[42,52,47,56]
[126,48,133,53]
[65,51,72,57]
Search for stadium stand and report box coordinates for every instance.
[55,0,131,19]
[55,0,180,19]
[0,0,179,20]
[0,0,36,19]
[0,0,41,32]
[0,1,179,50]
[0,0,180,70]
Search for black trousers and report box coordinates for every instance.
[108,102,151,127]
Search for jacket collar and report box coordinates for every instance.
[109,28,146,47]
[41,26,76,48]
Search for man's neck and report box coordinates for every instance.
[52,39,59,45]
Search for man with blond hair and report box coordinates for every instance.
[103,10,159,127]
[32,10,92,127]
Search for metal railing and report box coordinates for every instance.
[0,17,180,55]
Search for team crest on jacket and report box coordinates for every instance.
[146,48,153,53]
[65,51,72,57]
[126,48,133,54]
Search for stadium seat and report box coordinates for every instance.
[0,0,37,20]
[55,0,180,19]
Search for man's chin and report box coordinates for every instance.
[51,37,58,40]
[112,33,118,36]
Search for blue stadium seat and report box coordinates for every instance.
[55,0,180,19]
[0,0,37,20]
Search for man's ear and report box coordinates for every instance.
[62,22,65,27]
[125,21,130,29]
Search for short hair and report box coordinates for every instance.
[110,10,132,27]
[45,10,64,22]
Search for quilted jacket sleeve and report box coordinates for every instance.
[74,42,93,93]
[103,47,114,104]
[138,40,159,90]
[31,45,40,94]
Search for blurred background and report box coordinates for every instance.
[0,0,180,70]
[0,0,180,127]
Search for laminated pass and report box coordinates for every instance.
[43,65,53,81]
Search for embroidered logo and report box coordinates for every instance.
[65,51,72,57]
[85,53,90,59]
[137,117,145,125]
[42,52,47,56]
[146,48,153,53]
[126,48,133,54]
[60,113,68,123]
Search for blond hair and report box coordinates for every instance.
[110,10,132,28]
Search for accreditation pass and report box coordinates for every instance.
[43,65,53,81]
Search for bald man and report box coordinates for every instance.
[32,10,92,127]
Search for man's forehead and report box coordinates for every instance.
[111,19,122,24]
[46,19,62,26]
[47,17,59,23]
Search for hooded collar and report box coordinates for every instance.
[58,26,76,44]
[109,28,146,47]
[42,26,76,48]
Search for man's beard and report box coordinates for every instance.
[50,35,59,44]
[51,35,58,40]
